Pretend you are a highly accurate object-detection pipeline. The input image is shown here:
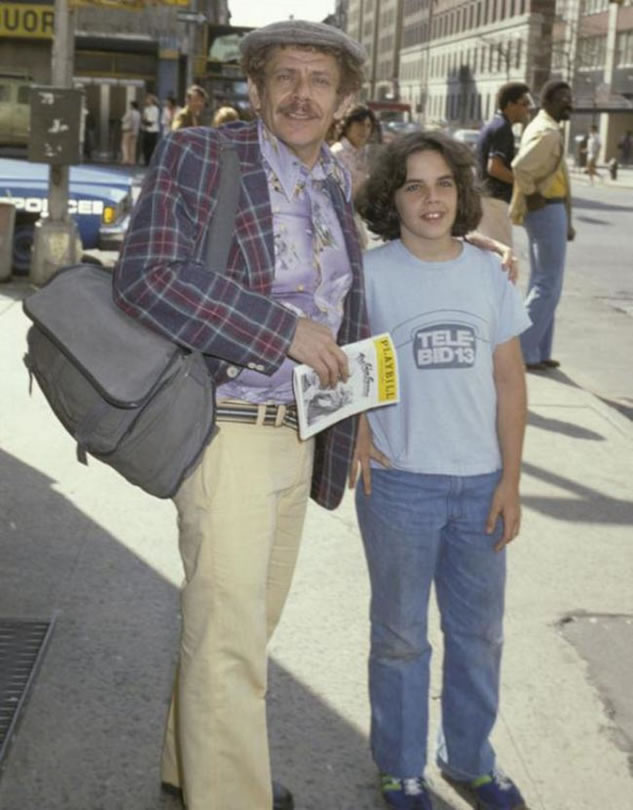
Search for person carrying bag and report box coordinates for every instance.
[22,138,240,499]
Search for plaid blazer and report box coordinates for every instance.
[113,120,369,510]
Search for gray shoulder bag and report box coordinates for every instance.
[22,141,240,499]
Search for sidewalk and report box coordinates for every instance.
[567,158,633,189]
[0,280,632,810]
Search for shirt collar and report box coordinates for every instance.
[539,109,562,129]
[258,119,351,202]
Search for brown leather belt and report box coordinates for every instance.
[544,197,565,205]
[216,400,299,430]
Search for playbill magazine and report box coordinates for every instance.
[293,333,400,440]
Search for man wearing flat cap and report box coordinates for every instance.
[114,19,368,810]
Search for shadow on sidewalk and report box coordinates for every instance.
[522,460,633,526]
[527,410,606,441]
[0,449,458,810]
[570,195,633,213]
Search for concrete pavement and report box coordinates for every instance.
[567,159,633,189]
[0,278,632,810]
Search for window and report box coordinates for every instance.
[577,35,607,68]
[580,0,609,14]
[617,30,633,66]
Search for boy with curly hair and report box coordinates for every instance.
[351,130,531,810]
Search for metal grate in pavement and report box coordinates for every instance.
[0,618,55,765]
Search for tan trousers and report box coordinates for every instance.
[160,418,314,810]
[120,132,137,165]
[478,196,513,248]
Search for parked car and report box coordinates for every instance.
[452,128,480,152]
[382,120,422,144]
[0,157,133,273]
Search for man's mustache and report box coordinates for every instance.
[277,100,319,117]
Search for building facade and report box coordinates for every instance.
[0,0,230,160]
[552,0,633,161]
[343,0,633,148]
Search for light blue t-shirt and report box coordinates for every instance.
[363,239,531,475]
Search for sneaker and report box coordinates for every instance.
[380,774,433,810]
[441,768,527,809]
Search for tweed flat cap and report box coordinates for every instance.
[239,20,366,66]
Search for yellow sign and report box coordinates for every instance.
[70,0,190,7]
[0,4,54,39]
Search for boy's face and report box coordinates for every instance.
[248,46,347,168]
[394,149,458,250]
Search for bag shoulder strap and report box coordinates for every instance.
[206,134,241,271]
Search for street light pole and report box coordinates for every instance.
[30,0,81,285]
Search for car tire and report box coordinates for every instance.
[12,222,34,275]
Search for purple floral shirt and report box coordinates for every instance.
[218,119,353,404]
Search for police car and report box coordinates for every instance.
[0,156,133,273]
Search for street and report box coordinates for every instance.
[514,174,633,416]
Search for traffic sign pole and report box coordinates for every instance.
[31,0,81,285]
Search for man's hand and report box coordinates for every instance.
[525,192,547,212]
[349,414,391,495]
[288,317,349,388]
[486,478,521,552]
[567,224,576,242]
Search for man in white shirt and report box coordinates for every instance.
[141,94,160,165]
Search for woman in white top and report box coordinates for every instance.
[331,105,378,247]
[330,104,377,195]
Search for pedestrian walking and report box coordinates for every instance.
[618,130,632,165]
[352,129,530,810]
[172,84,208,130]
[585,124,602,184]
[330,104,377,248]
[120,100,141,165]
[330,104,376,194]
[160,94,179,134]
[113,20,368,810]
[476,81,532,245]
[510,79,575,372]
[141,94,160,165]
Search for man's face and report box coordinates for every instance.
[189,92,206,116]
[506,93,532,126]
[546,87,574,122]
[248,46,347,167]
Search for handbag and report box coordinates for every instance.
[22,139,240,499]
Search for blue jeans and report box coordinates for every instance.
[355,468,505,781]
[520,202,568,365]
